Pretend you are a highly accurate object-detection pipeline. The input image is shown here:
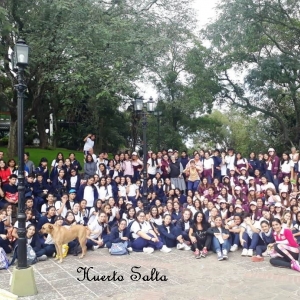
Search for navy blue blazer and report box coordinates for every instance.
[108,226,130,243]
[33,181,50,197]
[37,215,55,231]
[34,166,49,185]
[76,184,98,204]
[67,175,81,191]
[71,160,82,174]
[176,219,193,232]
[158,223,178,240]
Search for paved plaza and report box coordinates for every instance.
[0,248,299,300]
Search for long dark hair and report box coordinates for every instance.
[281,151,291,165]
[56,152,64,163]
[85,154,93,163]
[193,211,209,230]
[295,211,300,226]
[0,159,7,170]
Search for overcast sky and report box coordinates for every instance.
[193,0,219,28]
[139,0,219,100]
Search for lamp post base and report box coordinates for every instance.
[10,266,38,296]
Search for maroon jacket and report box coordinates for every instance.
[271,156,280,175]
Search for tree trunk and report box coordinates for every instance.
[36,112,47,148]
[52,112,58,148]
[96,118,104,153]
[7,117,18,157]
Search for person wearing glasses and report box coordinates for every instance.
[130,210,171,253]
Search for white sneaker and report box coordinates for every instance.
[241,248,248,256]
[127,247,133,252]
[143,247,154,254]
[247,249,253,257]
[93,245,99,250]
[160,245,172,253]
[183,243,191,251]
[177,243,184,250]
[230,244,238,252]
[37,254,47,261]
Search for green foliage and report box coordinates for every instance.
[1,0,203,154]
[190,109,275,156]
[199,0,300,148]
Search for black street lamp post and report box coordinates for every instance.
[133,96,155,206]
[154,110,162,151]
[10,39,37,296]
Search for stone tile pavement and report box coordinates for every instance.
[0,248,300,300]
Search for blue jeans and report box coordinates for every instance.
[230,232,240,246]
[187,180,200,192]
[242,232,262,250]
[212,237,231,253]
[132,233,163,252]
[266,170,279,192]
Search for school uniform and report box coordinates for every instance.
[70,160,82,174]
[248,159,258,176]
[241,221,262,250]
[51,177,67,198]
[130,220,163,251]
[0,220,11,253]
[176,219,193,241]
[26,234,46,257]
[108,226,131,249]
[158,223,182,247]
[86,219,110,249]
[292,222,300,244]
[33,180,50,209]
[212,155,222,181]
[255,230,275,256]
[37,215,55,231]
[67,174,81,192]
[76,184,98,208]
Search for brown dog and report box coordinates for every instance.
[40,223,88,263]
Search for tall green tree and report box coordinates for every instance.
[0,0,201,155]
[197,0,300,148]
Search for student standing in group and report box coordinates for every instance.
[24,152,35,174]
[203,151,214,184]
[169,155,186,192]
[83,134,95,156]
[290,147,299,180]
[225,148,235,175]
[0,160,11,185]
[280,152,294,181]
[266,148,280,191]
[69,153,82,174]
[183,160,201,192]
[83,154,97,180]
[77,176,98,209]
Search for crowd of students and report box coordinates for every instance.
[0,146,300,272]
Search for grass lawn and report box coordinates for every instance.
[0,146,85,167]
